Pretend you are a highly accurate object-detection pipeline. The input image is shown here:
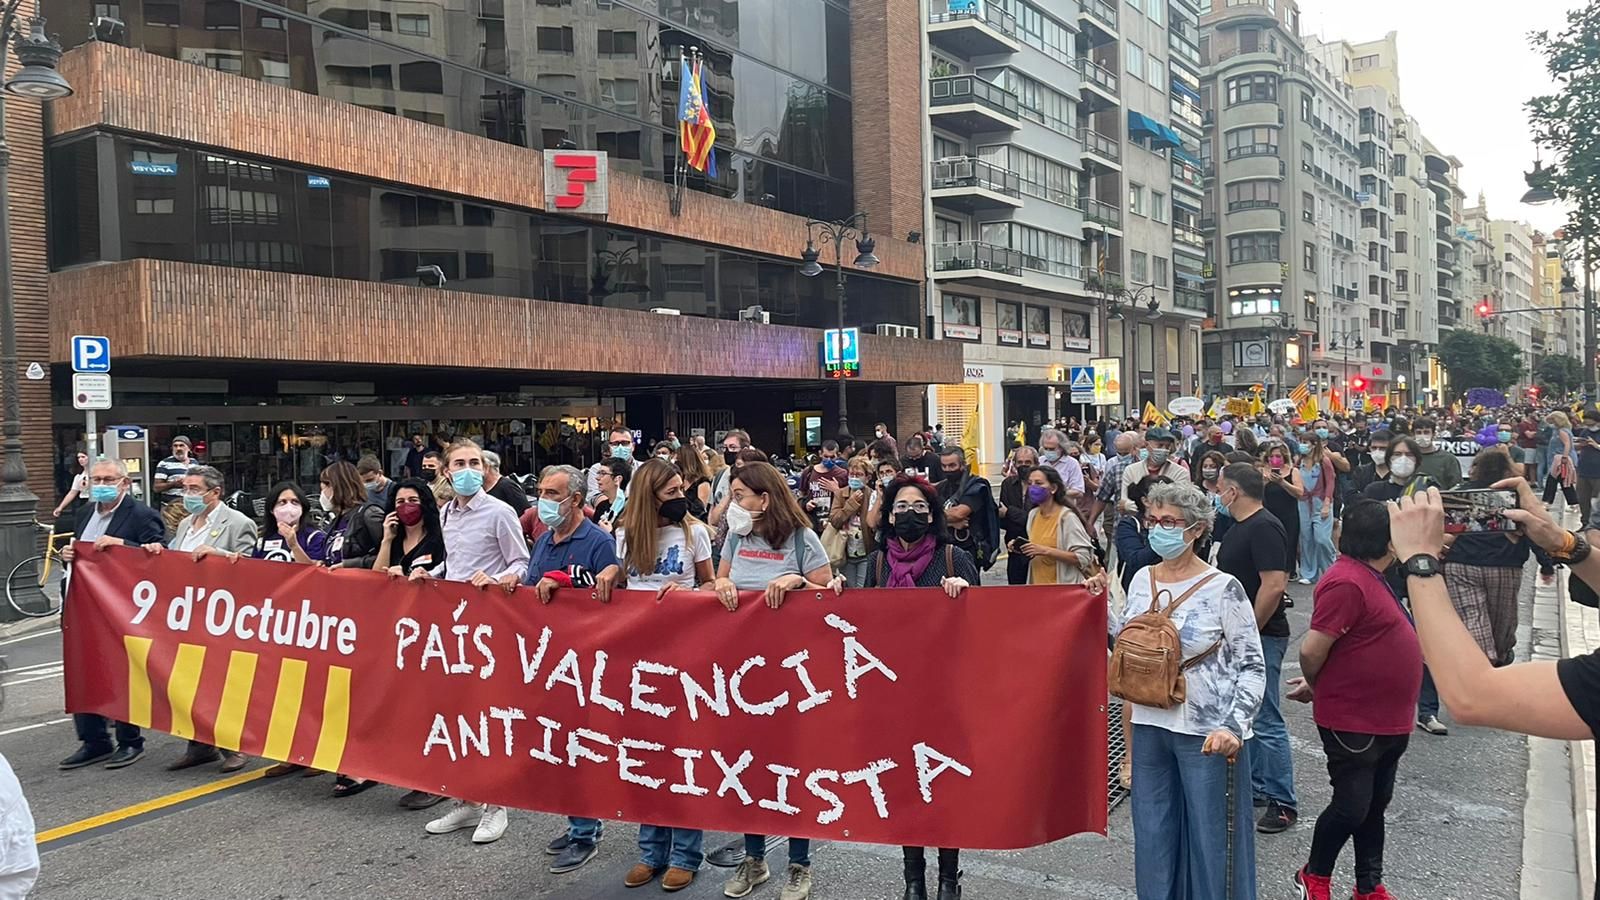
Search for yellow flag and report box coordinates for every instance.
[962,409,981,473]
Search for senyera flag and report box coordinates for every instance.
[63,547,1108,849]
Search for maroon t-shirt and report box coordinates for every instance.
[1309,555,1424,735]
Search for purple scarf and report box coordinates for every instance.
[885,535,938,587]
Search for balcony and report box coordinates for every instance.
[1333,234,1356,253]
[931,240,1027,289]
[927,3,1022,57]
[1171,159,1205,194]
[1080,0,1119,41]
[1173,222,1206,250]
[1080,197,1124,232]
[1078,57,1120,109]
[1170,95,1204,133]
[929,75,1022,133]
[929,156,1025,212]
[1170,32,1202,68]
[1175,288,1211,313]
[1082,129,1122,169]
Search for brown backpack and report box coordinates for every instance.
[1108,569,1221,709]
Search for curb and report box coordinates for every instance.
[0,612,60,641]
[1557,570,1598,900]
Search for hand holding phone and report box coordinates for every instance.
[1438,488,1520,535]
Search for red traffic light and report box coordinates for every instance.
[1477,300,1492,317]
[1350,376,1368,392]
[1529,385,1542,396]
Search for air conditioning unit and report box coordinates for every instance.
[650,307,682,316]
[739,305,770,324]
[875,323,921,339]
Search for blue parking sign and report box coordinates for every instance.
[71,335,111,373]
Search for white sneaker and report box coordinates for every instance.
[1297,577,1313,585]
[425,802,483,835]
[472,805,508,843]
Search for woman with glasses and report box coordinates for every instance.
[1019,465,1096,586]
[713,461,837,900]
[1113,482,1264,900]
[1360,436,1435,503]
[860,475,976,900]
[828,456,877,588]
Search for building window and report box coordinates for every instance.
[1225,180,1279,210]
[1224,126,1278,158]
[1229,294,1282,318]
[1396,269,1409,292]
[1152,191,1167,222]
[93,2,121,18]
[1303,241,1316,272]
[1127,43,1145,80]
[134,197,174,214]
[1132,250,1149,283]
[600,78,639,113]
[256,11,283,28]
[943,294,981,341]
[1394,193,1407,215]
[1129,182,1146,216]
[597,29,637,57]
[537,26,574,53]
[203,52,242,74]
[144,1,178,26]
[1225,73,1277,106]
[1395,230,1407,252]
[398,62,444,93]
[1154,256,1169,288]
[465,252,495,279]
[203,0,240,30]
[397,14,431,36]
[1148,56,1164,85]
[997,300,1024,345]
[1228,233,1280,264]
[259,59,290,86]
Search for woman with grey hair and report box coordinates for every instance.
[1111,481,1265,900]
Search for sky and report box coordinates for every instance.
[1301,0,1574,235]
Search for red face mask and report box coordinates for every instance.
[396,503,424,526]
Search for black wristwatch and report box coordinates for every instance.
[1552,531,1593,565]
[1403,554,1441,578]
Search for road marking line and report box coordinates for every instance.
[0,717,70,736]
[5,660,64,674]
[36,768,269,845]
[2,672,63,687]
[0,628,59,646]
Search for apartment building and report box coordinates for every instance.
[923,0,1207,463]
[1461,200,1510,344]
[1492,217,1540,370]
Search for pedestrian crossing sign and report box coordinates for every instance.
[1069,366,1095,403]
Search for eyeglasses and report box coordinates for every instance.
[1142,516,1189,529]
[608,439,632,447]
[88,476,121,485]
[891,501,932,515]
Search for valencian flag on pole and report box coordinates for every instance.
[678,56,717,178]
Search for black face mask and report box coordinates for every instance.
[659,497,690,523]
[893,513,933,543]
[724,449,739,466]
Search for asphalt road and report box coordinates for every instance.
[3,570,1532,900]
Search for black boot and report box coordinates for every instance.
[903,873,927,900]
[936,871,962,900]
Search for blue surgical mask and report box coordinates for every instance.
[1148,524,1193,560]
[537,496,568,528]
[1040,450,1061,463]
[611,444,634,461]
[182,493,207,514]
[848,477,864,490]
[89,484,119,504]
[1498,431,1513,444]
[823,458,841,469]
[451,468,484,496]
[1138,448,1150,461]
[1213,492,1233,519]
[1315,428,1330,440]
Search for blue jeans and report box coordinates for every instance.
[744,834,810,867]
[1246,635,1297,810]
[569,816,602,843]
[1298,498,1336,582]
[1417,666,1440,718]
[639,825,703,871]
[1131,725,1257,900]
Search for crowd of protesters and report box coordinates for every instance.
[46,400,1600,900]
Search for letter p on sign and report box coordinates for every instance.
[72,335,111,373]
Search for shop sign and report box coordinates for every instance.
[545,150,609,215]
[963,364,1004,384]
[1090,358,1122,406]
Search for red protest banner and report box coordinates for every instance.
[63,546,1108,849]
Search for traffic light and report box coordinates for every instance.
[1476,300,1492,318]
[1349,375,1368,393]
[1529,385,1543,399]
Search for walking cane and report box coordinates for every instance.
[1224,754,1237,900]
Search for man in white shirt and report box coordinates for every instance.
[1120,426,1191,510]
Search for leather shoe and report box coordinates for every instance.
[59,745,113,770]
[623,863,660,888]
[104,745,145,769]
[936,873,962,900]
[166,748,222,771]
[398,790,446,810]
[219,752,248,773]
[263,762,305,777]
[661,867,696,892]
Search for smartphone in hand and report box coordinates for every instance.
[1437,488,1520,535]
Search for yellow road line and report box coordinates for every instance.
[36,768,268,845]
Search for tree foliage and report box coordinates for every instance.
[1537,354,1586,394]
[1528,2,1600,242]
[1439,330,1525,392]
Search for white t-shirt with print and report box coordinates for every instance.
[616,523,713,591]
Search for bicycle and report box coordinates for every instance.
[6,518,71,618]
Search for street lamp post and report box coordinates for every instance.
[1096,278,1159,415]
[0,5,71,617]
[800,213,878,440]
[1327,327,1364,411]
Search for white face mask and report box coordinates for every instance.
[1389,456,1417,479]
[319,490,334,512]
[1414,434,1434,450]
[726,500,757,536]
[1369,449,1386,465]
